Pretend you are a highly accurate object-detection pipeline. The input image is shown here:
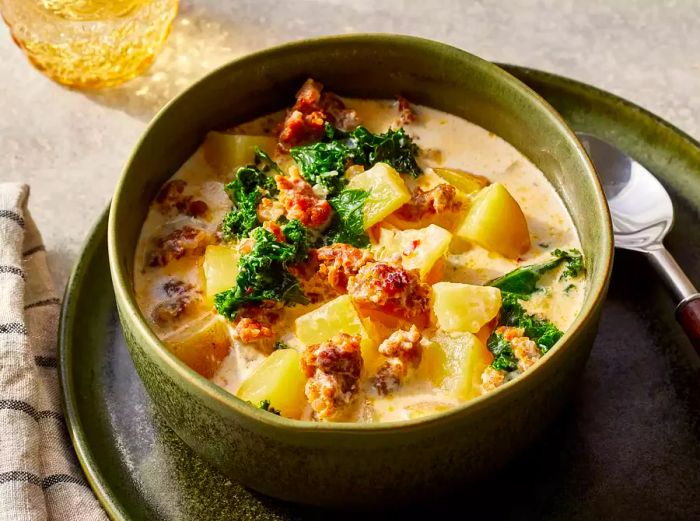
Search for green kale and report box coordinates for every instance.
[488,249,585,298]
[254,147,282,175]
[554,248,585,280]
[281,219,311,262]
[498,293,563,354]
[257,399,281,415]
[289,140,349,196]
[214,227,308,319]
[290,123,422,195]
[488,332,518,372]
[220,165,276,240]
[323,189,370,248]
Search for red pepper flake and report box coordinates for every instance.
[403,239,421,256]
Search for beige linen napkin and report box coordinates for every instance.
[0,183,107,520]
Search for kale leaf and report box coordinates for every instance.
[323,189,370,248]
[488,249,585,298]
[220,165,276,241]
[281,219,311,262]
[254,147,282,175]
[499,293,563,354]
[290,123,422,195]
[488,332,518,372]
[214,227,308,319]
[554,248,585,280]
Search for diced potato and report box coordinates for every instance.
[162,314,231,378]
[203,245,239,302]
[433,167,490,196]
[295,295,379,370]
[417,330,493,400]
[237,349,307,419]
[455,183,531,258]
[376,225,452,280]
[202,132,277,176]
[431,282,501,333]
[347,163,411,228]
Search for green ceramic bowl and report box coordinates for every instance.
[108,34,613,507]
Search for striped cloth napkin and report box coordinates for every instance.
[0,184,106,520]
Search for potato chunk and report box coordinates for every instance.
[202,132,277,176]
[433,167,490,196]
[295,295,379,369]
[347,163,411,228]
[455,183,530,258]
[376,225,452,280]
[431,282,501,333]
[162,314,231,378]
[237,349,307,419]
[202,245,239,302]
[417,330,492,400]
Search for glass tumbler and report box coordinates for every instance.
[0,0,178,88]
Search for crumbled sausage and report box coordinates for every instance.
[373,325,423,395]
[289,244,374,302]
[275,171,332,227]
[155,179,209,218]
[397,95,416,125]
[147,226,214,267]
[347,262,430,318]
[301,333,363,420]
[395,183,461,221]
[151,279,200,325]
[512,336,541,372]
[322,92,361,131]
[278,79,360,151]
[233,317,274,344]
[257,197,285,223]
[481,365,506,392]
[316,244,375,293]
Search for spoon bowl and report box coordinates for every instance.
[577,131,700,354]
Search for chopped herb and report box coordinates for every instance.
[221,165,276,241]
[323,189,370,248]
[538,242,550,248]
[273,341,290,350]
[254,147,282,175]
[290,123,422,195]
[257,399,281,415]
[488,249,585,298]
[214,227,308,319]
[564,284,577,294]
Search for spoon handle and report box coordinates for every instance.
[645,247,700,355]
[676,296,700,354]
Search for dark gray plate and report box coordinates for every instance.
[60,66,700,520]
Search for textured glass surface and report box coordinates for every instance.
[1,0,178,88]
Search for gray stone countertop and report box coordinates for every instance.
[1,0,699,288]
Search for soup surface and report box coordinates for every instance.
[134,80,585,423]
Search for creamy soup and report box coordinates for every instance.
[134,79,585,423]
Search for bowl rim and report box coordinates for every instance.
[108,33,613,433]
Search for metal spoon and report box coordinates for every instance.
[576,132,700,355]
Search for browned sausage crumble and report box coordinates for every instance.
[347,262,430,318]
[395,183,461,221]
[373,325,423,395]
[301,333,363,419]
